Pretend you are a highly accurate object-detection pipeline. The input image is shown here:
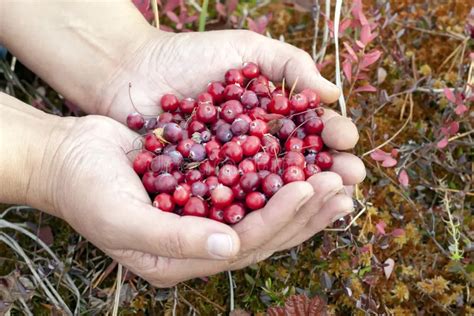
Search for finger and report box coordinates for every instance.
[276,194,354,251]
[330,152,366,185]
[240,32,340,103]
[232,181,314,255]
[320,109,359,150]
[257,172,343,250]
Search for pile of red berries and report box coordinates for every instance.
[128,62,333,225]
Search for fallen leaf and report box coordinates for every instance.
[398,169,409,187]
[377,67,387,84]
[384,258,395,279]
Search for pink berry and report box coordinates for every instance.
[242,135,261,156]
[197,92,214,103]
[205,139,221,154]
[208,206,225,222]
[173,184,191,206]
[304,116,324,135]
[216,123,233,143]
[163,123,183,143]
[261,173,283,197]
[220,141,243,163]
[133,151,154,175]
[269,157,283,174]
[207,82,226,103]
[154,173,177,194]
[189,143,206,162]
[158,112,173,123]
[258,170,271,181]
[304,163,321,178]
[224,83,244,101]
[231,183,246,200]
[315,151,333,170]
[160,94,179,112]
[187,120,206,134]
[241,62,260,79]
[239,172,261,192]
[301,88,321,108]
[210,184,234,208]
[245,192,266,210]
[127,112,145,130]
[225,68,245,86]
[144,134,164,154]
[283,151,306,169]
[268,95,290,115]
[259,96,271,111]
[277,119,296,140]
[223,204,246,224]
[177,139,195,158]
[199,160,215,177]
[249,119,269,138]
[191,181,209,197]
[221,100,244,123]
[142,171,158,193]
[262,135,281,156]
[218,164,240,186]
[238,159,257,174]
[254,152,271,171]
[172,170,185,183]
[185,169,203,183]
[183,197,209,217]
[289,93,309,112]
[179,98,197,114]
[303,135,323,152]
[153,193,175,212]
[205,176,219,191]
[241,90,259,109]
[231,118,250,136]
[282,166,305,183]
[150,154,174,173]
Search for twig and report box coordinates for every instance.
[316,0,331,63]
[151,0,160,28]
[311,0,320,62]
[228,271,235,312]
[448,130,474,143]
[186,0,202,12]
[198,0,209,32]
[333,0,346,117]
[362,93,412,157]
[172,286,178,316]
[112,264,123,316]
[181,282,226,312]
[393,21,466,41]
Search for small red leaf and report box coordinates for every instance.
[376,221,386,235]
[360,25,372,45]
[443,88,456,103]
[448,121,460,135]
[398,169,409,187]
[391,228,405,237]
[343,42,358,62]
[455,104,468,115]
[342,59,352,83]
[437,136,449,149]
[354,84,377,93]
[216,3,226,17]
[381,157,397,167]
[166,11,180,23]
[370,149,390,161]
[226,0,238,15]
[383,258,395,279]
[360,50,382,69]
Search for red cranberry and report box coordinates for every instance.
[145,117,158,131]
[242,135,261,156]
[237,113,252,124]
[245,192,266,210]
[238,159,257,174]
[150,154,174,173]
[167,150,184,167]
[177,139,195,157]
[183,197,209,217]
[216,123,233,143]
[259,96,271,111]
[272,86,288,98]
[172,170,185,183]
[241,90,259,109]
[285,137,304,152]
[199,160,215,177]
[295,127,307,139]
[133,151,154,175]
[220,141,243,163]
[301,88,321,108]
[208,206,225,223]
[163,123,183,143]
[304,163,321,178]
[231,118,250,136]
[240,172,261,192]
[269,157,283,174]
[218,164,240,186]
[289,93,309,112]
[187,120,206,134]
[304,116,324,135]
[179,98,197,114]
[268,95,290,115]
[160,94,179,112]
[233,134,248,145]
[231,183,246,200]
[261,173,284,197]
[208,148,223,166]
[283,151,306,169]
[223,204,246,224]
[173,184,191,206]
[144,133,164,154]
[205,176,219,191]
[258,170,271,180]
[205,139,221,154]
[254,152,271,171]
[154,173,177,194]
[303,135,323,152]
[225,69,245,86]
[224,83,244,101]
[242,62,260,79]
[221,100,244,123]
[210,184,234,208]
[207,82,226,103]
[153,193,175,212]
[185,169,202,183]
[249,119,269,138]
[262,135,281,156]
[189,143,206,162]
[191,181,209,197]
[278,119,297,140]
[126,112,145,130]
[315,108,325,116]
[282,166,305,183]
[315,151,333,170]
[248,107,267,121]
[197,92,213,103]
[196,103,217,123]
[142,171,158,193]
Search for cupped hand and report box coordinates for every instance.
[48,114,363,287]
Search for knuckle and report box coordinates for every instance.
[163,228,188,258]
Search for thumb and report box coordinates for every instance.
[115,202,241,259]
[243,32,340,103]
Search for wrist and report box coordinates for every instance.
[0,93,76,217]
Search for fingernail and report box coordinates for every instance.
[207,233,234,258]
[331,208,354,223]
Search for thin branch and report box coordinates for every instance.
[333,0,346,117]
[151,0,160,28]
